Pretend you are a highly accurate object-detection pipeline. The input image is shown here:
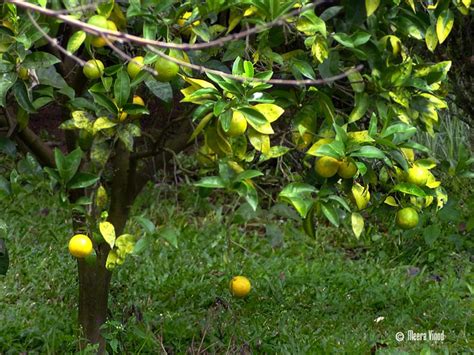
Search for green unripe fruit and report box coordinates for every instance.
[83,59,104,80]
[396,207,419,230]
[154,57,179,82]
[127,56,144,79]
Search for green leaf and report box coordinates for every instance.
[391,183,427,197]
[351,212,364,239]
[235,180,259,211]
[279,183,317,218]
[233,170,263,182]
[133,216,155,234]
[90,92,118,114]
[0,73,17,107]
[351,146,386,159]
[22,52,60,69]
[365,0,380,17]
[194,176,226,188]
[54,147,83,183]
[436,9,454,44]
[66,31,86,54]
[302,204,316,238]
[67,172,99,189]
[114,69,131,108]
[100,221,116,249]
[12,81,36,113]
[145,76,172,103]
[160,226,179,248]
[296,11,326,37]
[115,234,136,259]
[247,128,270,154]
[348,70,365,93]
[106,250,122,270]
[321,203,339,227]
[348,93,369,123]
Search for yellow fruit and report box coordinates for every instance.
[406,166,429,186]
[352,183,370,210]
[225,111,248,137]
[91,20,118,47]
[401,148,415,162]
[68,234,93,258]
[17,66,29,80]
[229,276,251,298]
[87,15,109,47]
[396,207,419,230]
[315,156,340,178]
[127,56,144,79]
[83,59,104,79]
[338,159,358,179]
[154,57,179,82]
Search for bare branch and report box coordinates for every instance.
[8,0,328,51]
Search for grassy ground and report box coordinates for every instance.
[0,177,472,354]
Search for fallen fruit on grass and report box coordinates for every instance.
[83,59,104,79]
[396,207,419,230]
[315,156,340,178]
[68,234,93,258]
[229,276,251,298]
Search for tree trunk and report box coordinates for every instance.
[77,253,112,353]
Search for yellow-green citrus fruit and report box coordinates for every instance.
[17,66,29,80]
[338,159,358,179]
[315,156,340,178]
[226,111,248,137]
[406,166,429,186]
[401,148,415,162]
[68,234,93,258]
[83,59,104,79]
[91,20,118,47]
[229,276,251,298]
[87,15,109,47]
[154,57,179,82]
[352,183,370,210]
[396,207,419,230]
[127,56,144,79]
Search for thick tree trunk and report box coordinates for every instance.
[77,254,112,353]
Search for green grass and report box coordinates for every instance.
[0,181,472,353]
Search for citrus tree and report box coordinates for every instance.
[0,0,470,351]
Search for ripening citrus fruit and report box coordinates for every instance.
[91,20,118,47]
[406,166,429,186]
[127,56,144,79]
[154,57,179,82]
[229,276,251,298]
[83,59,104,79]
[338,159,358,179]
[396,207,419,230]
[315,156,340,178]
[17,66,29,80]
[87,15,108,47]
[68,234,93,258]
[225,111,248,137]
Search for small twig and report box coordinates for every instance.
[26,11,86,66]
